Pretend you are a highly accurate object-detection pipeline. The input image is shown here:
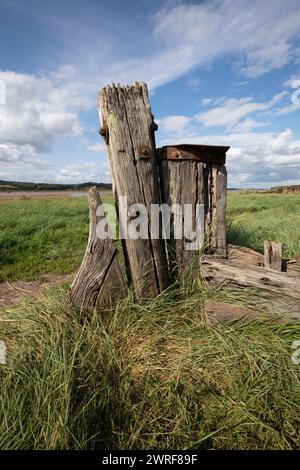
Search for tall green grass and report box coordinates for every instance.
[1,280,300,450]
[227,192,300,259]
[0,196,113,282]
[0,197,89,281]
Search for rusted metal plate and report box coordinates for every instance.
[156,144,230,164]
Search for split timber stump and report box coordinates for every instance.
[70,187,127,311]
[157,144,229,274]
[99,82,169,300]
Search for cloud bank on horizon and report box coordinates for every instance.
[0,0,300,188]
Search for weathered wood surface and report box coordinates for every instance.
[156,144,229,165]
[201,256,300,320]
[287,257,300,278]
[99,82,169,300]
[208,164,227,257]
[227,244,264,267]
[264,240,283,271]
[158,160,205,275]
[70,187,127,311]
[204,300,261,325]
[158,159,227,274]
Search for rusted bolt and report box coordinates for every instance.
[151,114,158,132]
[171,150,181,159]
[99,122,109,144]
[151,121,158,132]
[138,145,151,158]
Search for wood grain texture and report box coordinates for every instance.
[204,300,261,325]
[287,257,300,278]
[264,240,283,271]
[201,255,300,320]
[158,160,227,274]
[227,244,264,267]
[99,82,168,299]
[158,160,205,275]
[70,187,127,311]
[209,164,227,257]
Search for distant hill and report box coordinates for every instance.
[0,180,112,192]
[271,184,300,193]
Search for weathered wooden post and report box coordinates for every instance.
[70,187,127,311]
[264,240,283,271]
[157,144,229,274]
[72,82,229,309]
[99,82,169,300]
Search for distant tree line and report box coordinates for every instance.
[271,184,300,193]
[0,180,112,192]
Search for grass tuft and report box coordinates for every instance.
[227,192,300,258]
[1,280,299,450]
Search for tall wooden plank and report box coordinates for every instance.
[158,159,182,276]
[99,82,168,300]
[210,164,227,257]
[158,160,206,274]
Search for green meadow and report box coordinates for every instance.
[227,192,300,259]
[1,192,300,282]
[0,191,300,450]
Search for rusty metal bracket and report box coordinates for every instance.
[156,144,230,165]
[99,121,109,145]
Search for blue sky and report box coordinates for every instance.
[0,0,300,188]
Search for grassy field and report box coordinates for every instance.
[0,192,300,282]
[0,195,113,282]
[0,191,300,450]
[227,192,300,259]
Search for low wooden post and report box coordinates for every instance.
[264,240,283,271]
[99,82,169,300]
[70,187,127,311]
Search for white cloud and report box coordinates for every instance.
[196,92,287,128]
[56,162,110,183]
[187,78,201,90]
[15,0,300,91]
[0,70,90,160]
[157,115,192,135]
[201,98,214,107]
[50,64,77,81]
[196,129,300,187]
[150,0,300,83]
[0,69,96,179]
[0,80,5,105]
[233,118,271,132]
[0,144,20,163]
[0,145,52,182]
[156,105,300,187]
[83,141,106,154]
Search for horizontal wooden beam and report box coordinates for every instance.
[156,144,230,164]
[201,255,300,321]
